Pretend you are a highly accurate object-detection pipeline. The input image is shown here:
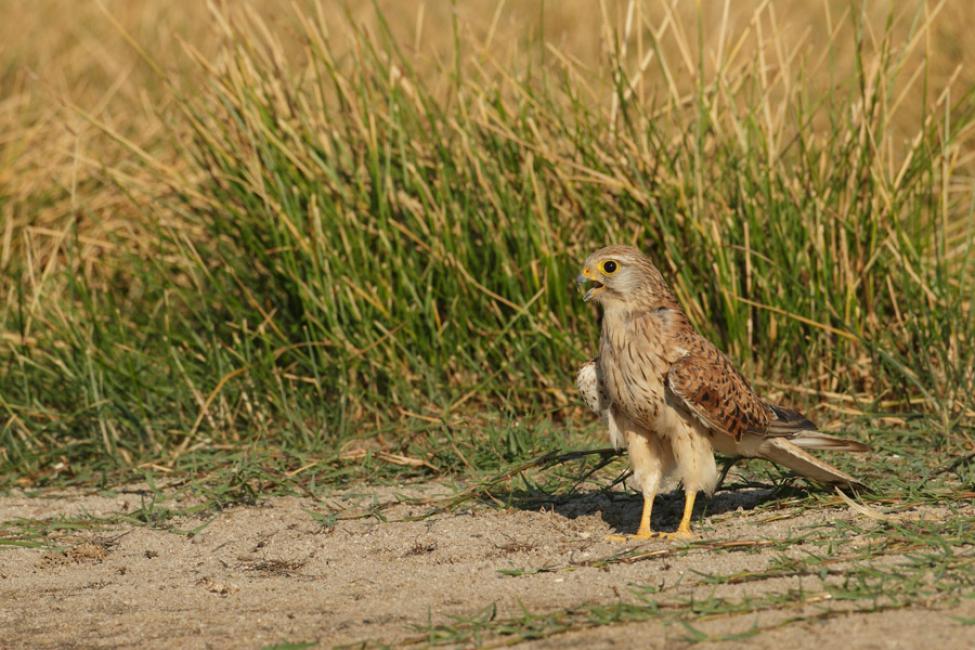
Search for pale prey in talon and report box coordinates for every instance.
[575,245,869,541]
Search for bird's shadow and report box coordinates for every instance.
[491,484,804,534]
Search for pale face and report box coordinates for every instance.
[577,247,646,306]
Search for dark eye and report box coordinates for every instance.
[601,260,618,274]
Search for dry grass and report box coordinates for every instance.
[1,1,973,478]
[5,1,975,287]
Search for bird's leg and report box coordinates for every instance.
[671,489,697,539]
[634,490,654,538]
[623,489,696,542]
[605,429,666,543]
[605,490,655,542]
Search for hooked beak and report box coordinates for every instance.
[576,267,604,302]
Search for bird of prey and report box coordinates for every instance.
[575,245,868,541]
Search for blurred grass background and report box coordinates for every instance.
[1,1,973,486]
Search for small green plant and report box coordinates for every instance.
[1,2,973,481]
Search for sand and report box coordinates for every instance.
[1,484,971,649]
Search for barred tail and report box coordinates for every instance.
[758,438,867,491]
[786,431,871,453]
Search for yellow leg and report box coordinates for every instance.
[605,489,696,543]
[673,489,697,539]
[634,491,654,537]
[605,491,655,542]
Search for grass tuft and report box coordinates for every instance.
[1,2,974,480]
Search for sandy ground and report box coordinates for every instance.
[1,483,972,649]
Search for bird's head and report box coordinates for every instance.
[577,245,673,308]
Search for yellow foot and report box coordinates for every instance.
[604,529,695,543]
[655,529,695,541]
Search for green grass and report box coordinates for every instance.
[2,417,966,547]
[2,6,974,648]
[1,2,974,486]
[2,416,972,646]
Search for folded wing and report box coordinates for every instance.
[665,348,770,440]
[665,346,869,489]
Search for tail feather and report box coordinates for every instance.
[787,431,871,453]
[765,403,817,433]
[757,438,867,491]
[763,401,871,454]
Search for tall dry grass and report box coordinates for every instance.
[1,1,973,477]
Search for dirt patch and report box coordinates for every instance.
[40,541,111,567]
[0,485,971,649]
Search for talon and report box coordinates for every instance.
[656,529,696,541]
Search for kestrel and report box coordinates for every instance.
[576,245,868,540]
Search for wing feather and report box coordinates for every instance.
[576,359,625,450]
[575,360,606,416]
[665,349,770,439]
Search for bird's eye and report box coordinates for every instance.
[600,260,619,274]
